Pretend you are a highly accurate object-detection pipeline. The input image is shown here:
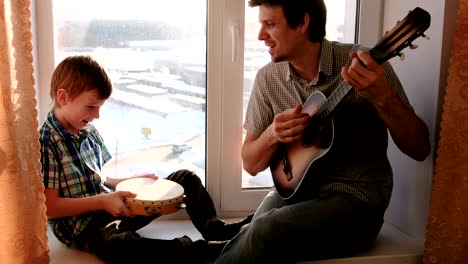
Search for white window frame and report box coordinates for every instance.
[33,0,383,216]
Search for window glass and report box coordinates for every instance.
[52,0,207,183]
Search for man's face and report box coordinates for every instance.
[257,5,305,62]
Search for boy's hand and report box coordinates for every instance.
[104,173,159,189]
[101,191,136,217]
[133,172,159,181]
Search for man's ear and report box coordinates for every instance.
[300,13,310,33]
[56,88,69,106]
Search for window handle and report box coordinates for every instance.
[230,21,239,62]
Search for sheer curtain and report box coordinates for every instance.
[423,0,468,263]
[0,0,49,263]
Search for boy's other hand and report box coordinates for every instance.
[133,172,159,181]
[104,172,159,189]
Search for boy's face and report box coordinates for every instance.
[55,88,106,135]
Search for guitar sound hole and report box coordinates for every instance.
[302,121,332,148]
[302,126,321,147]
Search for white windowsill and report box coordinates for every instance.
[48,219,422,264]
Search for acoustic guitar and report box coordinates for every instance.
[270,7,431,200]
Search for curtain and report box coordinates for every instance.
[0,0,49,263]
[423,1,468,263]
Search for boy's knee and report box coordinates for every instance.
[169,169,201,186]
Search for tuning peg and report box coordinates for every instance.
[410,44,418,49]
[397,52,406,61]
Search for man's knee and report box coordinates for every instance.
[248,211,283,241]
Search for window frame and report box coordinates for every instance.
[33,0,383,216]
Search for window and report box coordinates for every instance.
[50,0,208,186]
[34,0,383,214]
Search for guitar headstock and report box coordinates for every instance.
[369,7,431,64]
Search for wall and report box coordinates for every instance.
[383,0,458,244]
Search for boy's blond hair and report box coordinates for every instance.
[50,55,112,107]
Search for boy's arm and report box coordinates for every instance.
[44,188,103,217]
[103,172,159,190]
[44,188,136,218]
[101,158,159,189]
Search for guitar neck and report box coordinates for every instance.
[314,81,353,121]
[313,7,432,125]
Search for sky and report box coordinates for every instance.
[53,0,206,26]
[53,0,348,38]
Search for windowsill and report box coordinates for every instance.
[48,219,423,264]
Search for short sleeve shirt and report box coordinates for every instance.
[244,39,413,210]
[40,111,112,246]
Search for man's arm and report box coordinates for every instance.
[342,50,431,161]
[242,105,310,175]
[372,88,430,161]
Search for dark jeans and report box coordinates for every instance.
[215,191,384,264]
[80,169,218,264]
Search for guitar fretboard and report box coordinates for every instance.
[313,82,353,123]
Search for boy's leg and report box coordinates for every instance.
[84,213,222,264]
[166,169,253,240]
[88,210,156,235]
[87,228,200,263]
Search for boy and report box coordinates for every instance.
[40,55,252,263]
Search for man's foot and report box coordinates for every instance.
[203,214,254,241]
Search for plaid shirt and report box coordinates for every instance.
[244,39,413,210]
[40,111,111,246]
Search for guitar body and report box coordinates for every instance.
[271,91,334,200]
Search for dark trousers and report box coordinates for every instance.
[81,169,217,264]
[215,192,384,264]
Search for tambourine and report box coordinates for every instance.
[116,177,186,216]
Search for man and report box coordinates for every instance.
[215,1,430,263]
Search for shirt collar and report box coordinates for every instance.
[45,111,90,141]
[286,38,334,82]
[320,38,333,76]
